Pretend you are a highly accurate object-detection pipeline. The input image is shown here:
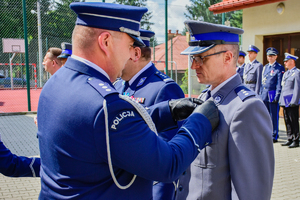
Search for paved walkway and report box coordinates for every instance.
[0,114,299,199]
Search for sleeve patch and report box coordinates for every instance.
[110,110,136,131]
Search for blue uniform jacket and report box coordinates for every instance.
[114,63,185,141]
[243,60,263,94]
[259,62,285,102]
[37,57,212,199]
[0,138,40,177]
[236,63,245,82]
[279,67,300,106]
[114,63,185,199]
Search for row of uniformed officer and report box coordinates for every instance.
[279,53,300,148]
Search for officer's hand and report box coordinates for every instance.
[193,99,219,131]
[169,98,204,121]
[289,104,297,107]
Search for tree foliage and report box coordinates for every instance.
[114,0,154,30]
[185,0,242,28]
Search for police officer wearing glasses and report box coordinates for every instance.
[37,2,219,199]
[175,21,274,200]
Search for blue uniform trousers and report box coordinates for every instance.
[263,101,279,140]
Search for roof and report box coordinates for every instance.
[151,35,189,72]
[209,0,287,14]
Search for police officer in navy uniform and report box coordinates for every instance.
[244,45,263,94]
[259,47,285,143]
[37,2,219,199]
[0,133,40,177]
[57,42,72,66]
[236,50,246,81]
[114,29,184,200]
[175,21,274,200]
[279,53,300,148]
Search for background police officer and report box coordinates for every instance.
[244,45,263,94]
[279,53,300,148]
[175,21,274,200]
[37,2,219,199]
[259,47,285,143]
[237,50,246,81]
[114,29,185,200]
[57,42,72,67]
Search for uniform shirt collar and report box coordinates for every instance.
[288,66,297,72]
[209,73,238,97]
[129,61,152,85]
[71,55,110,80]
[269,61,276,67]
[250,59,257,65]
[238,63,244,67]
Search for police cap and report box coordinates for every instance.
[70,2,147,47]
[181,20,244,55]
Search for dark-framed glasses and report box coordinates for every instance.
[190,51,227,65]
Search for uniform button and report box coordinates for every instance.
[178,185,183,191]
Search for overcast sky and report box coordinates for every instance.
[86,0,191,44]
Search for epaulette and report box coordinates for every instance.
[155,71,174,83]
[87,77,118,98]
[234,86,256,101]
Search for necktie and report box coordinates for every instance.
[205,90,211,101]
[122,81,129,93]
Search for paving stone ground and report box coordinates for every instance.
[0,114,299,199]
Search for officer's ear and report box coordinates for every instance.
[98,31,111,56]
[224,50,233,65]
[131,47,141,62]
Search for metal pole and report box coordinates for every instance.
[102,0,105,2]
[171,37,173,79]
[165,0,168,76]
[153,40,155,61]
[9,53,16,90]
[188,55,191,97]
[222,13,225,25]
[22,0,31,111]
[168,61,177,83]
[37,0,43,88]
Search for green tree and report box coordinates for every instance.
[185,0,242,28]
[114,0,154,30]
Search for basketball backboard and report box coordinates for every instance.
[2,38,25,53]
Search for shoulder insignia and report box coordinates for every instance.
[155,71,174,83]
[137,77,147,87]
[87,77,118,98]
[235,86,256,101]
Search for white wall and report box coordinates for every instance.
[242,0,300,63]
